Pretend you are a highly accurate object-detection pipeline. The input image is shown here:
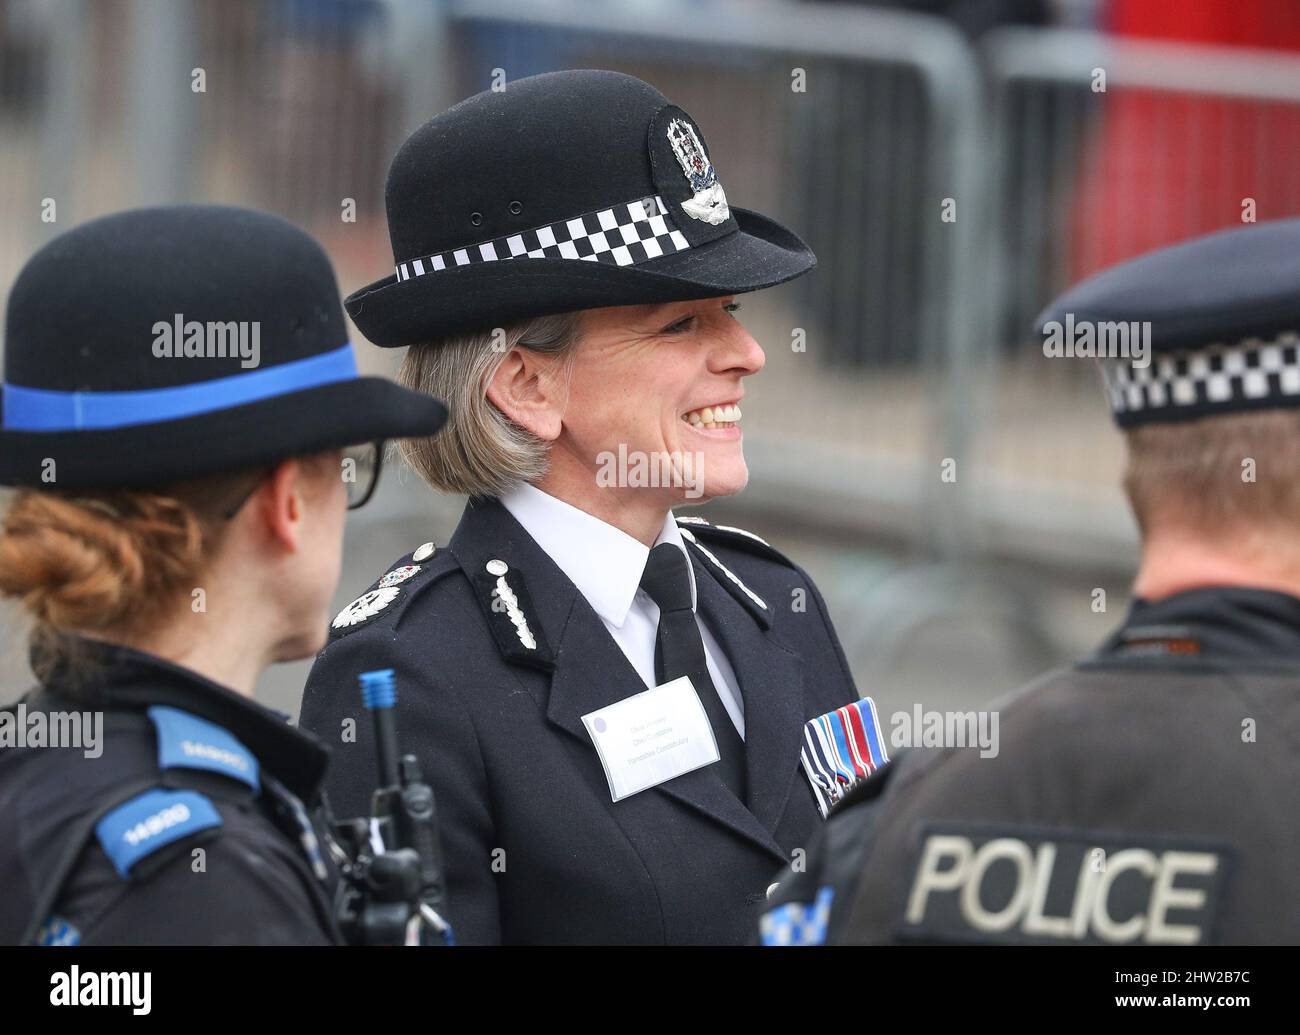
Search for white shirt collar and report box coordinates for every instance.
[499,482,696,629]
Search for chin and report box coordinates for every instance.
[274,626,329,663]
[699,456,749,499]
[698,472,749,501]
[706,483,746,501]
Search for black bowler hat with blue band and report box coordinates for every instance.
[0,205,448,489]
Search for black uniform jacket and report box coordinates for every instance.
[300,496,860,944]
[0,638,340,945]
[760,587,1300,946]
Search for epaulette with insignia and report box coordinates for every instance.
[466,556,555,671]
[674,515,797,568]
[148,705,260,793]
[95,787,223,879]
[329,542,458,637]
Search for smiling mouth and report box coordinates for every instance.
[682,403,741,429]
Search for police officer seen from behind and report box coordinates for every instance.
[302,70,873,944]
[760,220,1300,946]
[0,206,448,945]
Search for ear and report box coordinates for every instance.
[485,344,568,442]
[254,458,307,553]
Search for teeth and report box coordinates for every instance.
[682,403,743,426]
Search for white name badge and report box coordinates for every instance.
[581,676,721,803]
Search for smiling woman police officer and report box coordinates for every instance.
[0,205,447,945]
[301,70,870,945]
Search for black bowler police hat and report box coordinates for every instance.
[1036,218,1300,427]
[0,205,448,489]
[345,69,817,346]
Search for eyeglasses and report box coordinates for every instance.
[342,440,384,510]
[221,440,385,520]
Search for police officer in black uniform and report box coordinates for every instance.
[759,219,1300,946]
[300,70,866,944]
[0,206,447,945]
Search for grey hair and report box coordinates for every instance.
[397,311,584,497]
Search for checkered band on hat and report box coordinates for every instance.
[395,195,690,282]
[1100,331,1300,425]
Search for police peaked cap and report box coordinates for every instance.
[1036,219,1300,428]
[0,205,448,489]
[345,69,817,346]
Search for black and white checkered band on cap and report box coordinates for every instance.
[1100,331,1300,426]
[395,195,689,282]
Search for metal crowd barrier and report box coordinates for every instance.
[6,1,1300,705]
[975,28,1300,570]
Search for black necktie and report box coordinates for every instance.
[639,543,747,800]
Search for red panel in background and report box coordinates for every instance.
[1070,0,1300,280]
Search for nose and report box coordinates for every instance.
[711,321,765,377]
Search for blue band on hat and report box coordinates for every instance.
[1,342,357,432]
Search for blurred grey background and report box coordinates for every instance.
[5,0,1300,724]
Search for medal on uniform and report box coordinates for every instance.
[800,698,890,818]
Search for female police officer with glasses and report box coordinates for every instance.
[0,205,446,945]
